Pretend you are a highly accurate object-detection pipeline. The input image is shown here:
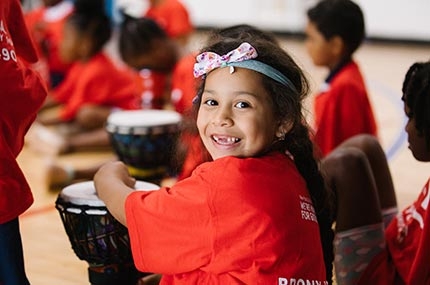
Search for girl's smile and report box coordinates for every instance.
[197,66,281,160]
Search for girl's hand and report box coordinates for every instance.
[94,161,135,225]
[94,161,136,189]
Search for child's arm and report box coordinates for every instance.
[94,161,136,225]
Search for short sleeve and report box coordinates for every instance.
[125,173,213,274]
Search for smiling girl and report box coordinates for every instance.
[94,36,333,284]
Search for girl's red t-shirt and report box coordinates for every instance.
[126,152,328,284]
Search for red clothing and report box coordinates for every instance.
[313,61,377,156]
[170,52,207,180]
[144,0,193,39]
[358,178,430,285]
[0,0,48,223]
[52,53,141,121]
[126,152,327,284]
[24,1,73,80]
[136,69,167,109]
[176,132,208,181]
[171,53,198,114]
[137,53,197,112]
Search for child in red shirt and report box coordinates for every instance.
[321,60,430,284]
[119,16,205,182]
[305,0,377,157]
[0,0,47,283]
[94,37,334,284]
[42,15,197,190]
[134,0,194,110]
[27,0,141,155]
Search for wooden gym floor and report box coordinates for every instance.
[17,32,430,284]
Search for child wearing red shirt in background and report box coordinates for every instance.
[27,0,141,155]
[42,16,197,189]
[118,15,202,181]
[305,0,377,157]
[0,0,47,283]
[135,0,194,110]
[24,0,73,88]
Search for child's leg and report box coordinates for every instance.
[322,144,382,231]
[321,135,395,284]
[0,218,30,285]
[337,134,398,222]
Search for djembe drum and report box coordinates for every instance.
[55,180,159,285]
[106,110,182,184]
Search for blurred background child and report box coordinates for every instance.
[305,0,378,157]
[131,0,194,110]
[27,0,141,155]
[43,16,199,189]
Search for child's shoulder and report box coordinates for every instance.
[331,60,365,88]
[196,152,292,176]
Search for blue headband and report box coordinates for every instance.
[193,42,297,92]
[227,60,296,91]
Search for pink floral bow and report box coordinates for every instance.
[193,42,258,78]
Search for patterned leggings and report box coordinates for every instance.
[333,207,398,284]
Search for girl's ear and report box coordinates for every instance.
[329,35,345,57]
[276,120,293,139]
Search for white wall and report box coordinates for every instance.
[22,0,430,42]
[181,0,430,42]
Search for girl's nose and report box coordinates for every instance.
[212,107,233,127]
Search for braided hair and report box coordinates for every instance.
[192,36,335,283]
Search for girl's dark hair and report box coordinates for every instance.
[207,24,279,45]
[118,14,167,65]
[402,60,430,148]
[307,0,365,57]
[193,36,334,283]
[67,0,112,56]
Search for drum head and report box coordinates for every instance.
[106,110,182,135]
[59,180,160,207]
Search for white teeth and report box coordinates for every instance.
[213,135,240,144]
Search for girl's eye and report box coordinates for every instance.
[235,101,250,109]
[204,99,218,106]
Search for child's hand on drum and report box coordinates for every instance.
[95,161,136,189]
[94,161,136,225]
